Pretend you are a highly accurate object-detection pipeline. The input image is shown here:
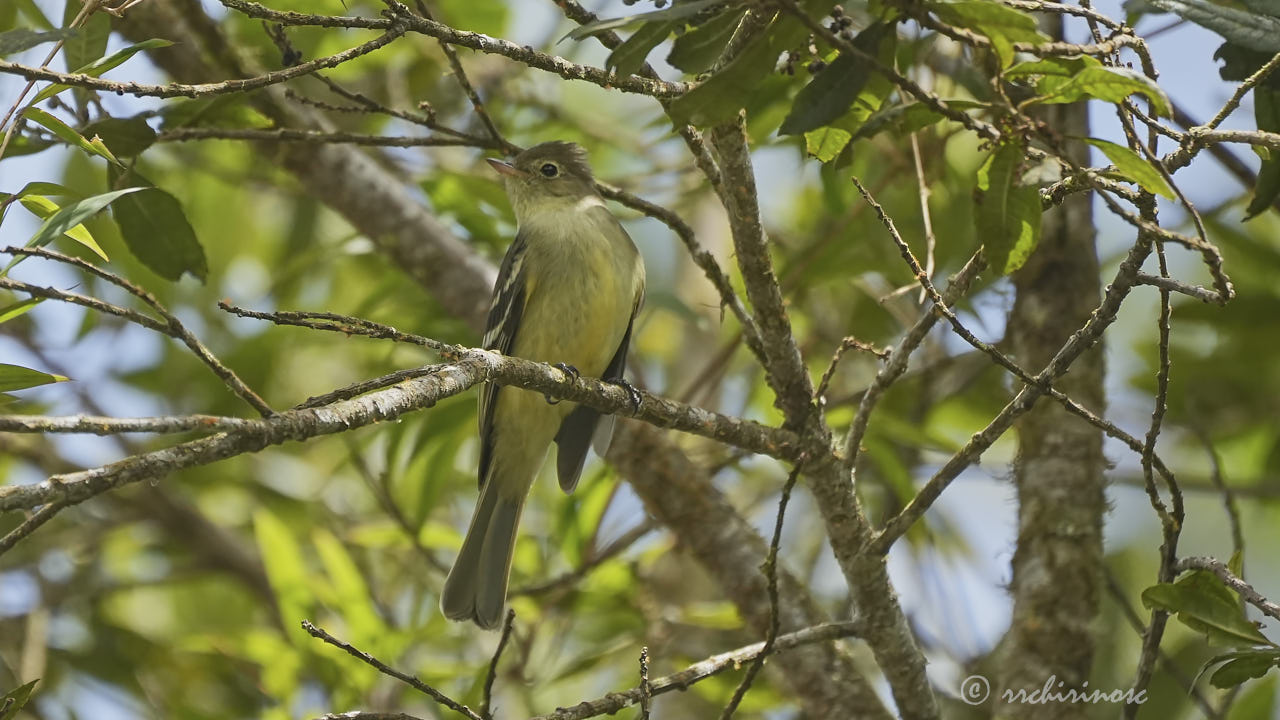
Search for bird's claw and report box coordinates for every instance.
[544,363,580,405]
[611,378,643,413]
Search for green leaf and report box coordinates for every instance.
[1246,87,1280,219]
[1142,571,1273,647]
[18,194,109,260]
[667,32,779,126]
[1147,0,1280,52]
[606,20,676,77]
[81,115,156,157]
[107,166,208,282]
[21,107,119,165]
[667,2,827,128]
[850,99,988,141]
[1028,66,1172,117]
[313,530,386,647]
[33,38,174,104]
[26,186,146,249]
[1210,650,1280,688]
[0,363,69,392]
[1229,549,1245,579]
[666,8,745,74]
[1214,42,1280,90]
[0,28,73,57]
[1083,138,1174,198]
[0,297,44,324]
[61,0,109,73]
[0,679,39,720]
[562,0,726,41]
[1006,55,1102,79]
[976,140,1042,274]
[779,22,892,136]
[805,125,853,162]
[929,0,1048,66]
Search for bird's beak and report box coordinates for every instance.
[487,158,526,178]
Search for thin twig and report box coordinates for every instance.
[156,127,480,146]
[303,620,483,720]
[3,246,274,416]
[0,24,407,100]
[719,458,805,720]
[528,622,861,720]
[480,610,516,720]
[1178,558,1280,623]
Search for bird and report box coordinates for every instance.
[440,141,646,629]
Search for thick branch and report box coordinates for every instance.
[0,351,805,517]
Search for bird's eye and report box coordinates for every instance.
[540,163,559,178]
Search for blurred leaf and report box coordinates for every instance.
[1147,0,1280,52]
[1229,674,1276,719]
[0,297,43,323]
[975,140,1041,274]
[25,186,145,250]
[10,0,55,31]
[1209,650,1280,688]
[779,23,892,136]
[0,679,39,720]
[108,165,208,282]
[666,7,745,74]
[433,0,507,36]
[253,509,314,643]
[33,39,174,103]
[1246,88,1280,219]
[1142,571,1273,647]
[607,20,676,76]
[1229,549,1245,579]
[0,363,69,391]
[1083,137,1174,198]
[929,0,1047,66]
[851,99,986,141]
[0,28,72,57]
[61,0,109,72]
[81,116,156,157]
[313,530,386,651]
[18,194,109,259]
[563,0,726,41]
[159,95,264,130]
[1215,42,1280,90]
[3,133,55,158]
[21,107,120,165]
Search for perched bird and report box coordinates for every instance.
[440,142,646,629]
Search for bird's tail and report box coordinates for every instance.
[440,477,525,630]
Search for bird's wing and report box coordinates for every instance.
[477,231,530,489]
[555,289,642,493]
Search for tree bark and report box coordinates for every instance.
[996,15,1107,718]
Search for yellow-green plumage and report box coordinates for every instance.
[441,142,644,629]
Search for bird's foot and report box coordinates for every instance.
[544,363,580,405]
[609,377,643,413]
